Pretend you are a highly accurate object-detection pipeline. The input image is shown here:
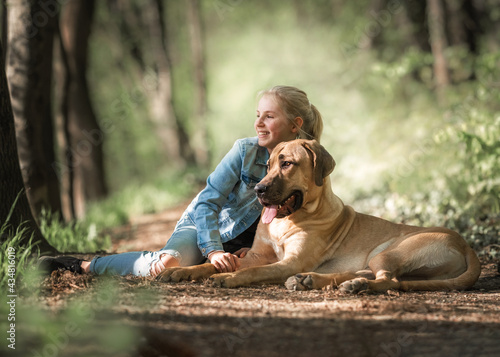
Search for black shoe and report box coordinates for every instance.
[38,256,84,274]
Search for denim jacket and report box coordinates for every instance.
[185,137,269,257]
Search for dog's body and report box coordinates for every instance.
[159,140,480,293]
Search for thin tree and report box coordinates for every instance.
[57,0,107,220]
[0,40,57,254]
[187,0,209,167]
[427,0,450,100]
[1,0,7,66]
[107,0,196,166]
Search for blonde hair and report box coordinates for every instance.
[258,85,324,142]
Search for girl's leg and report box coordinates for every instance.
[88,213,205,277]
[89,251,170,276]
[151,215,207,274]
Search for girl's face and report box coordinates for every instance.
[255,95,300,153]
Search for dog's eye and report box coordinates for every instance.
[281,161,293,169]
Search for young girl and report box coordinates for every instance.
[41,85,324,277]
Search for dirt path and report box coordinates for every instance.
[34,203,500,357]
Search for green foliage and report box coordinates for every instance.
[352,48,500,257]
[0,192,40,291]
[444,85,500,215]
[0,223,38,291]
[410,53,498,216]
[39,210,111,253]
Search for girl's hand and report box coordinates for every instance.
[234,247,250,258]
[208,251,240,273]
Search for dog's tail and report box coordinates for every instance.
[398,247,481,291]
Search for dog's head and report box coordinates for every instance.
[255,139,335,224]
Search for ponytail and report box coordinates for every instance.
[258,85,324,142]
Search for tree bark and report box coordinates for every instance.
[58,0,107,219]
[5,0,61,220]
[0,40,57,254]
[427,0,450,101]
[1,0,7,66]
[187,0,209,167]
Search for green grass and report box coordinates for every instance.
[0,223,38,291]
[0,192,40,290]
[39,209,111,253]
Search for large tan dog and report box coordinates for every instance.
[158,139,481,293]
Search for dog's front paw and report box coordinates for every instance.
[338,278,369,294]
[156,267,200,282]
[285,272,333,291]
[210,273,238,288]
[285,274,315,291]
[157,267,184,282]
[158,264,216,282]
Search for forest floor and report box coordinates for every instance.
[25,201,500,357]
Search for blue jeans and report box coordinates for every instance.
[89,213,257,277]
[89,213,206,276]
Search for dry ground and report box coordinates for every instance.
[30,202,500,357]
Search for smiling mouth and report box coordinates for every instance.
[259,190,303,224]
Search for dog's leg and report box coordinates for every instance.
[285,272,358,291]
[338,248,407,293]
[338,230,480,293]
[157,251,274,283]
[159,231,278,283]
[157,263,217,282]
[338,271,400,294]
[211,250,317,288]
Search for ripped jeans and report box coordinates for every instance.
[88,213,256,277]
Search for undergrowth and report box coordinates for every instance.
[39,209,111,254]
[0,222,38,291]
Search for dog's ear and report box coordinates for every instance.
[302,140,335,186]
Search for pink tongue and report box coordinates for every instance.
[262,205,278,224]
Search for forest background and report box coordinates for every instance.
[1,0,499,260]
[0,1,500,356]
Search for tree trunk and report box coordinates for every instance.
[144,0,195,166]
[5,0,61,220]
[427,0,450,97]
[53,25,74,222]
[187,0,209,167]
[1,0,7,66]
[445,0,468,48]
[58,0,107,220]
[0,40,57,254]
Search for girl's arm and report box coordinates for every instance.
[193,140,243,258]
